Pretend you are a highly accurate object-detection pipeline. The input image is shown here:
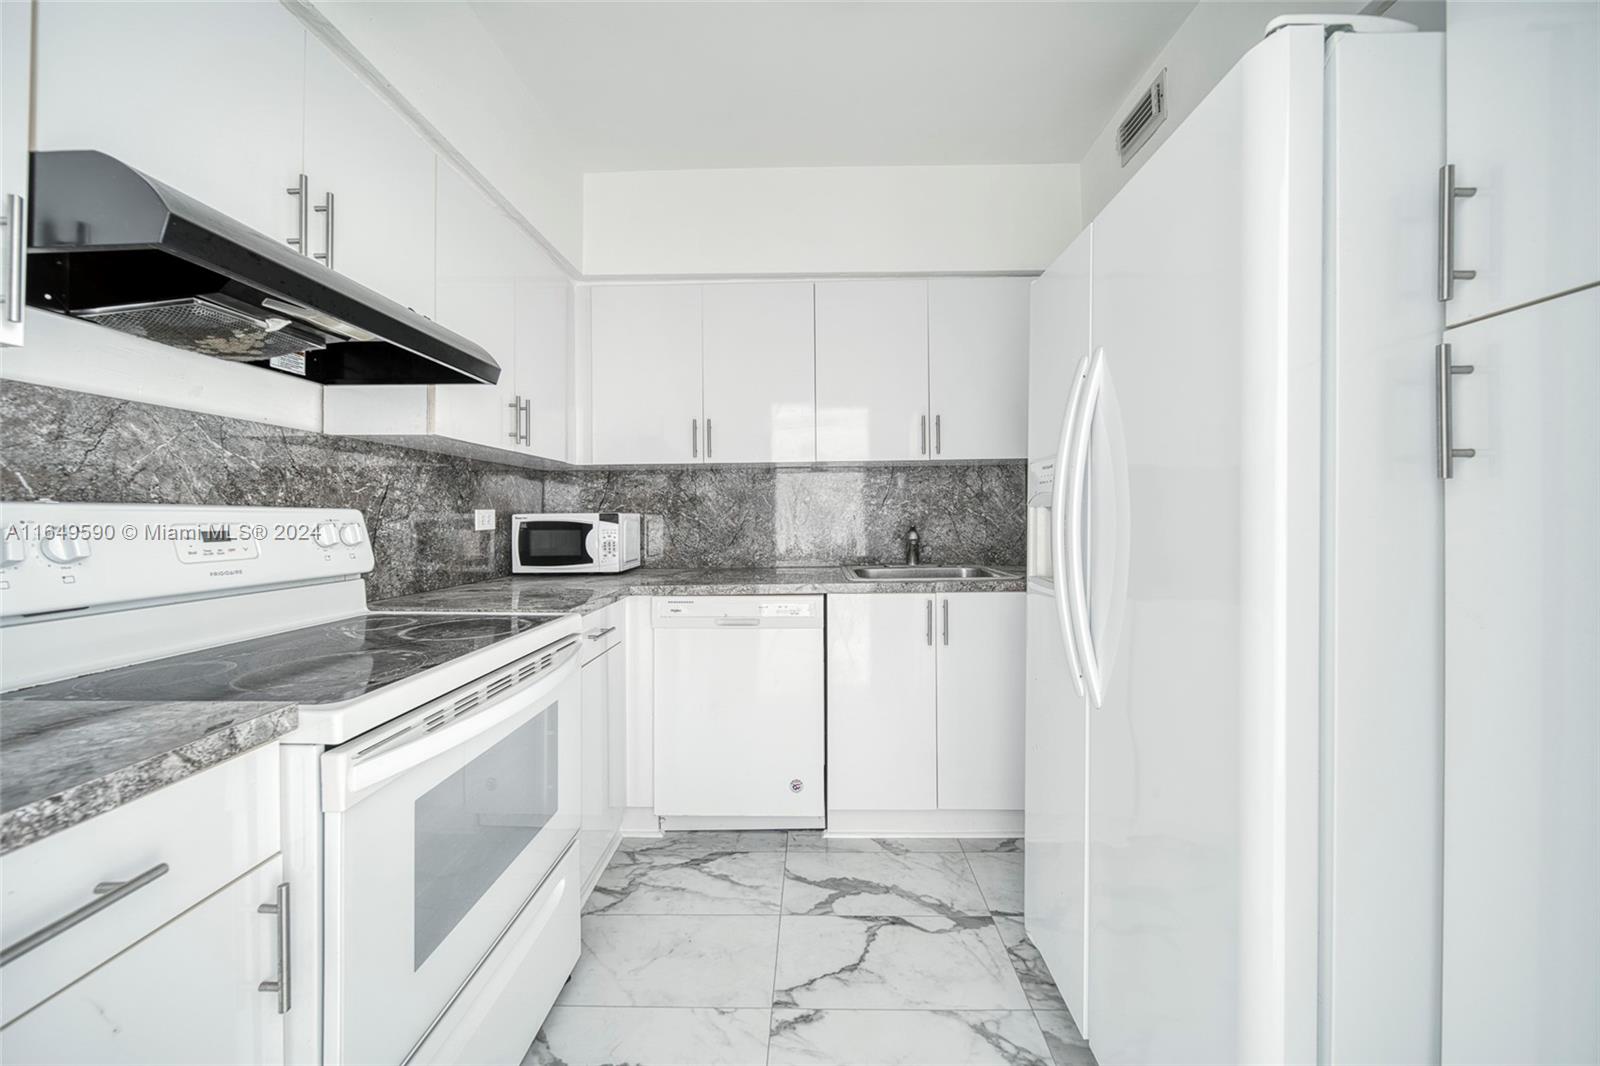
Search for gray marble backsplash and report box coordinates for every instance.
[0,379,542,601]
[543,462,1025,569]
[2,381,1025,596]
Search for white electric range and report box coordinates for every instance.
[1,502,584,1065]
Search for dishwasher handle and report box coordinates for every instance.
[712,618,762,627]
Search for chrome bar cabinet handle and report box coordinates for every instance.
[934,414,942,455]
[507,394,522,442]
[1436,342,1476,480]
[313,191,335,268]
[941,597,949,645]
[286,174,309,253]
[258,882,291,1014]
[585,625,617,641]
[920,415,928,455]
[705,418,713,459]
[925,598,933,645]
[520,398,532,445]
[1438,164,1477,302]
[691,418,699,458]
[0,863,170,968]
[3,192,24,324]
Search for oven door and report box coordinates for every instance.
[320,641,580,1066]
[513,519,598,571]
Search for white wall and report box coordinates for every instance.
[1079,1,1444,222]
[301,0,584,272]
[583,164,1080,276]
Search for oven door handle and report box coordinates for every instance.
[322,644,579,810]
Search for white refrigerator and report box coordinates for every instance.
[1025,21,1450,1066]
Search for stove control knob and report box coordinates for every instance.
[2,539,28,568]
[313,522,341,549]
[39,535,91,565]
[339,523,365,547]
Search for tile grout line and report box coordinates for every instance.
[766,832,789,1066]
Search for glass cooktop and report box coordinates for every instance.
[9,612,560,707]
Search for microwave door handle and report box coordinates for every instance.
[585,526,601,566]
[323,644,579,808]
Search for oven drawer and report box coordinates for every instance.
[0,745,280,1025]
[578,603,622,664]
[409,845,580,1066]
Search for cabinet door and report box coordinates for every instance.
[815,280,929,461]
[0,0,31,347]
[303,38,437,316]
[826,594,937,810]
[0,857,286,1065]
[1445,0,1599,324]
[431,162,517,450]
[590,285,704,464]
[579,651,611,890]
[929,278,1030,461]
[515,266,571,462]
[701,282,816,463]
[1441,288,1599,1065]
[33,0,306,245]
[935,592,1025,810]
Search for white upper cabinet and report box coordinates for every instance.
[590,285,704,464]
[517,275,571,462]
[1445,0,1599,323]
[431,160,518,451]
[0,0,31,347]
[303,38,437,317]
[928,278,1030,460]
[701,282,816,463]
[815,279,930,462]
[33,0,307,245]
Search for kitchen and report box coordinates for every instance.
[0,2,1595,1065]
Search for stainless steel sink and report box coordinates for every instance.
[845,565,1013,582]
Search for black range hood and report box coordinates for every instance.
[26,150,500,386]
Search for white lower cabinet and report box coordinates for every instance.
[578,609,626,893]
[935,591,1026,810]
[0,857,287,1066]
[826,593,939,810]
[826,592,1024,815]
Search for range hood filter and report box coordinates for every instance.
[75,297,328,362]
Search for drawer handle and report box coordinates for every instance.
[0,863,169,968]
[585,626,617,641]
[258,882,291,1014]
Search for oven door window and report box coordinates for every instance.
[413,708,559,968]
[519,522,593,567]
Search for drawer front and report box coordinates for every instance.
[0,856,286,1065]
[0,745,280,1024]
[410,846,580,1065]
[579,602,623,664]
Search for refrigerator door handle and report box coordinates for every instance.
[1068,348,1107,707]
[1052,354,1091,696]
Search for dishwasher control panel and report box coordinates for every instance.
[653,595,822,627]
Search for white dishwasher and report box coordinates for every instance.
[653,596,825,828]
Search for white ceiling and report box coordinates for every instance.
[468,1,1197,173]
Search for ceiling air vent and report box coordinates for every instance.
[1118,70,1168,167]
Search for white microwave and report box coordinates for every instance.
[511,513,641,574]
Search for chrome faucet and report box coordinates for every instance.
[904,525,921,566]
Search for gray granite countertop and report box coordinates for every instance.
[0,699,296,855]
[372,566,1026,617]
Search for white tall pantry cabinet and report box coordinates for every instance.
[0,0,31,348]
[1437,4,1600,1063]
[1443,1,1599,325]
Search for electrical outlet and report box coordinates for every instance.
[474,509,495,532]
